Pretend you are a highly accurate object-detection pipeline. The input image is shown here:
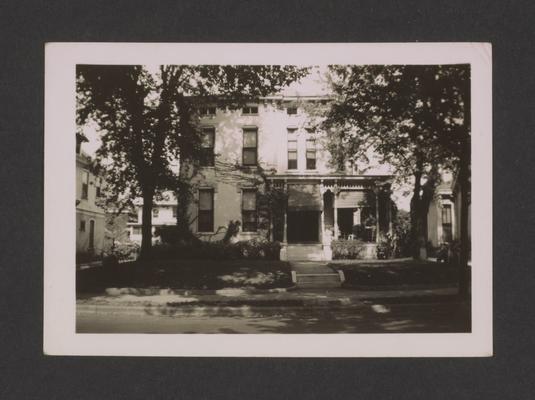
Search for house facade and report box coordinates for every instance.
[182,96,393,260]
[76,135,105,256]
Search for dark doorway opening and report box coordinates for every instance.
[287,211,320,243]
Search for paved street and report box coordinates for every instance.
[77,298,470,334]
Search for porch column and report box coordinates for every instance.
[333,191,338,239]
[283,209,287,243]
[319,181,325,243]
[388,187,393,235]
[375,188,380,243]
[283,180,288,243]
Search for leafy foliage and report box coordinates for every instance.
[323,65,470,257]
[77,65,309,258]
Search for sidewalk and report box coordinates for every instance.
[77,285,460,311]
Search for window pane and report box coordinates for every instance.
[306,158,316,170]
[198,211,213,232]
[242,190,256,211]
[287,107,297,115]
[288,158,297,170]
[199,190,213,210]
[306,139,316,149]
[288,140,297,150]
[306,150,316,159]
[243,129,257,147]
[243,149,257,165]
[288,151,297,160]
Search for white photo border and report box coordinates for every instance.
[44,43,492,357]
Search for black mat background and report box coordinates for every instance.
[1,1,534,399]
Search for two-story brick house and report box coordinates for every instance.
[183,95,393,261]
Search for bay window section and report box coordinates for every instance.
[200,127,215,167]
[306,139,316,170]
[242,189,258,232]
[288,139,298,170]
[242,128,258,166]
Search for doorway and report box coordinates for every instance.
[287,211,320,243]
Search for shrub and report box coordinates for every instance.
[151,239,281,261]
[76,251,102,265]
[331,239,367,259]
[376,235,394,259]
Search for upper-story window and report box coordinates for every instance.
[242,128,258,166]
[81,171,89,200]
[241,189,257,232]
[288,140,298,170]
[200,127,215,167]
[242,106,258,115]
[199,107,216,116]
[306,139,317,170]
[287,106,298,115]
[198,189,214,232]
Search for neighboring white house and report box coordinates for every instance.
[76,134,105,255]
[127,193,178,244]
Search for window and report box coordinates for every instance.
[287,106,297,115]
[288,139,298,170]
[152,208,159,218]
[200,107,216,116]
[200,127,215,166]
[242,189,257,232]
[95,179,101,198]
[242,128,258,166]
[442,204,452,242]
[198,189,214,232]
[80,220,86,232]
[242,106,258,115]
[306,139,316,170]
[81,171,89,200]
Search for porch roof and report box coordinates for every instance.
[265,173,392,182]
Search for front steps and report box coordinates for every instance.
[285,244,325,261]
[291,261,343,289]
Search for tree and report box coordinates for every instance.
[77,65,309,260]
[323,65,470,261]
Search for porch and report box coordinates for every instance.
[267,175,393,261]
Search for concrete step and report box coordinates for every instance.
[296,273,341,288]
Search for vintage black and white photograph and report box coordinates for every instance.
[44,43,492,356]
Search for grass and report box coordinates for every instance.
[77,259,293,294]
[329,259,460,289]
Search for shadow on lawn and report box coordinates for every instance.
[77,259,293,294]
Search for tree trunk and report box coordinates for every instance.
[410,169,426,259]
[139,187,154,260]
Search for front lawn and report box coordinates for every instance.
[77,259,293,294]
[329,259,459,289]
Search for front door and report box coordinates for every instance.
[287,211,320,243]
